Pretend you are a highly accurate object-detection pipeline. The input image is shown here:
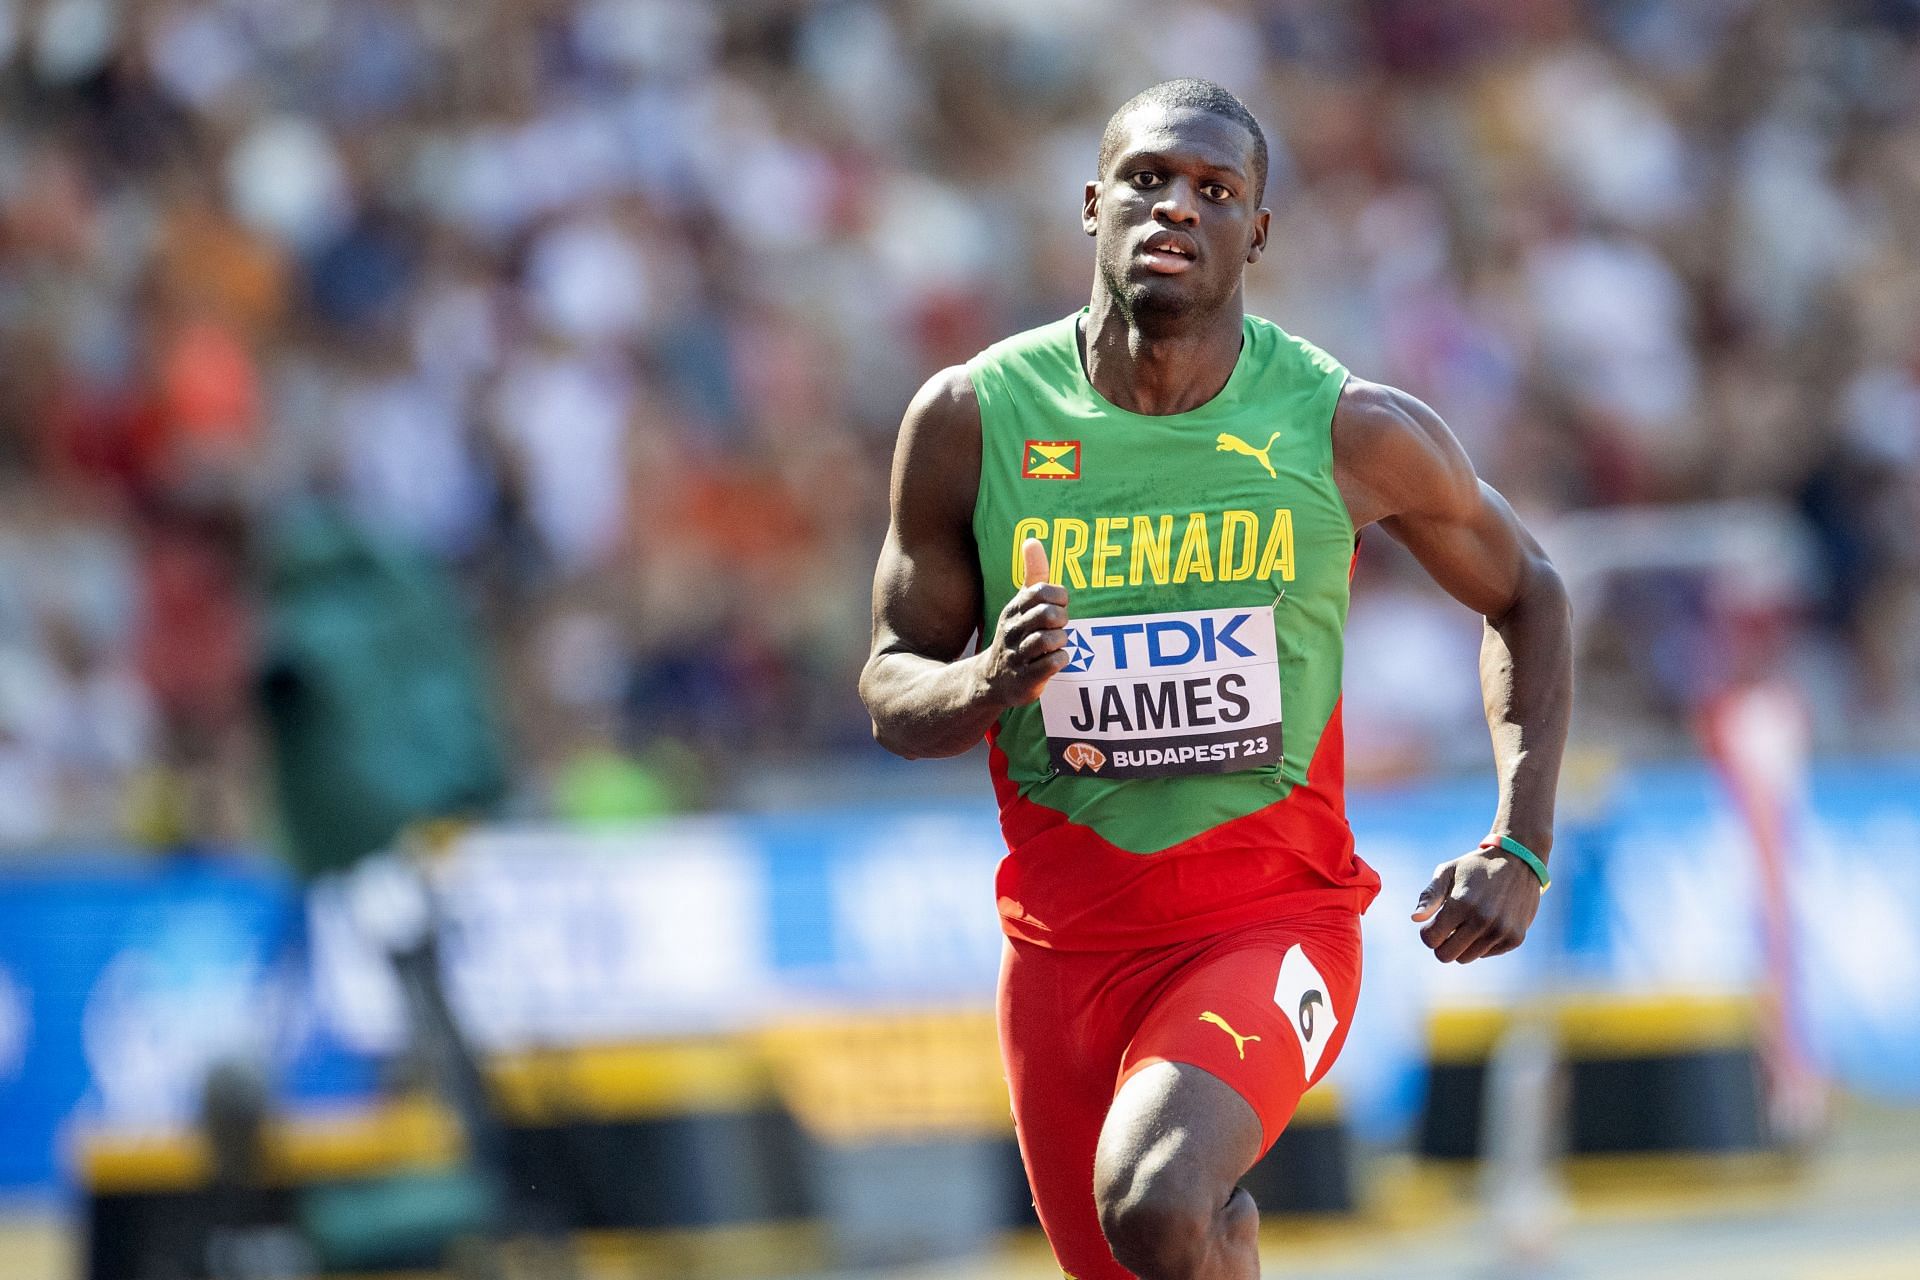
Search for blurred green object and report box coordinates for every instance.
[552,746,677,826]
[298,1167,498,1271]
[257,502,507,879]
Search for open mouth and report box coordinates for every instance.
[1138,231,1197,273]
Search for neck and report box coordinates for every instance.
[1080,287,1245,416]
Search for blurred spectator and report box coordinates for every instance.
[3,0,1920,852]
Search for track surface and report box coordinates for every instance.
[5,1103,1913,1279]
[846,1102,1920,1280]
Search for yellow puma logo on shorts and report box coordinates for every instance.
[1198,1011,1261,1060]
[1216,431,1282,479]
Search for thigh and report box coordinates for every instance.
[998,939,1137,1280]
[1118,910,1363,1153]
[1094,1060,1263,1280]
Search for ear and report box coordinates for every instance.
[1246,206,1271,264]
[1083,180,1100,237]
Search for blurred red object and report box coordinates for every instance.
[136,517,256,739]
[155,320,260,451]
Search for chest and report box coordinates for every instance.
[979,418,1349,621]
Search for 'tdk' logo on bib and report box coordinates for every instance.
[1039,603,1282,779]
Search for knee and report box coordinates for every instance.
[1095,1151,1244,1279]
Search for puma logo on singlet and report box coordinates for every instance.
[1198,1011,1261,1060]
[1216,431,1282,479]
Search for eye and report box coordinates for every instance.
[1128,170,1164,190]
[1203,182,1233,202]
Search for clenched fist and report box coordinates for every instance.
[1411,846,1544,964]
[982,538,1071,707]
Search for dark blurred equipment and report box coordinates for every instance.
[199,1061,317,1280]
[257,501,506,880]
[1418,994,1777,1163]
[251,500,518,1270]
[81,1040,820,1280]
[84,1095,469,1280]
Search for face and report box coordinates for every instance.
[1085,104,1270,325]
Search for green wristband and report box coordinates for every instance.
[1482,834,1550,890]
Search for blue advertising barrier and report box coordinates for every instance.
[0,853,378,1196]
[1,763,1916,1195]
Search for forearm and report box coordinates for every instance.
[861,649,1005,760]
[1480,561,1573,857]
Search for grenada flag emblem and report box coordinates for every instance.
[1022,440,1080,480]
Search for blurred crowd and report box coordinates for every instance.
[2,0,1918,851]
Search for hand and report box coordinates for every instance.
[981,538,1070,707]
[1410,847,1543,964]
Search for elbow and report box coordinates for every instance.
[1527,554,1570,617]
[858,666,920,760]
[869,717,923,760]
[1491,554,1570,631]
[1536,557,1572,628]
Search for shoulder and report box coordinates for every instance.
[1332,378,1479,526]
[1333,379,1451,454]
[974,312,1082,366]
[1245,314,1346,382]
[968,313,1083,398]
[908,363,979,417]
[900,364,981,454]
[890,365,982,529]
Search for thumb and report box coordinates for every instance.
[1022,537,1051,588]
[1412,863,1456,922]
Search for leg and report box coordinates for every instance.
[1094,1061,1263,1280]
[999,940,1138,1280]
[1095,910,1366,1279]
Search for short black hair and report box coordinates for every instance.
[1097,79,1269,204]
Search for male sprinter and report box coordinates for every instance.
[859,80,1571,1280]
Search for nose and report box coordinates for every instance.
[1152,177,1201,226]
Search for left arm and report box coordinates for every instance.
[1333,379,1574,964]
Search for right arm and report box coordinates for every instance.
[859,366,1069,759]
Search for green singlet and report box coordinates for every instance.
[971,310,1355,858]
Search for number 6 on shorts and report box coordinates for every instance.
[1273,943,1338,1079]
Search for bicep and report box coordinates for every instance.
[868,369,985,663]
[870,525,982,662]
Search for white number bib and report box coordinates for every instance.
[1039,603,1283,779]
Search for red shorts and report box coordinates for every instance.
[998,906,1363,1280]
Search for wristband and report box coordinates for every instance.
[1480,834,1550,890]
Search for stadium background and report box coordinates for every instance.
[1,0,1918,1277]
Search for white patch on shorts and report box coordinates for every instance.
[1272,943,1337,1080]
